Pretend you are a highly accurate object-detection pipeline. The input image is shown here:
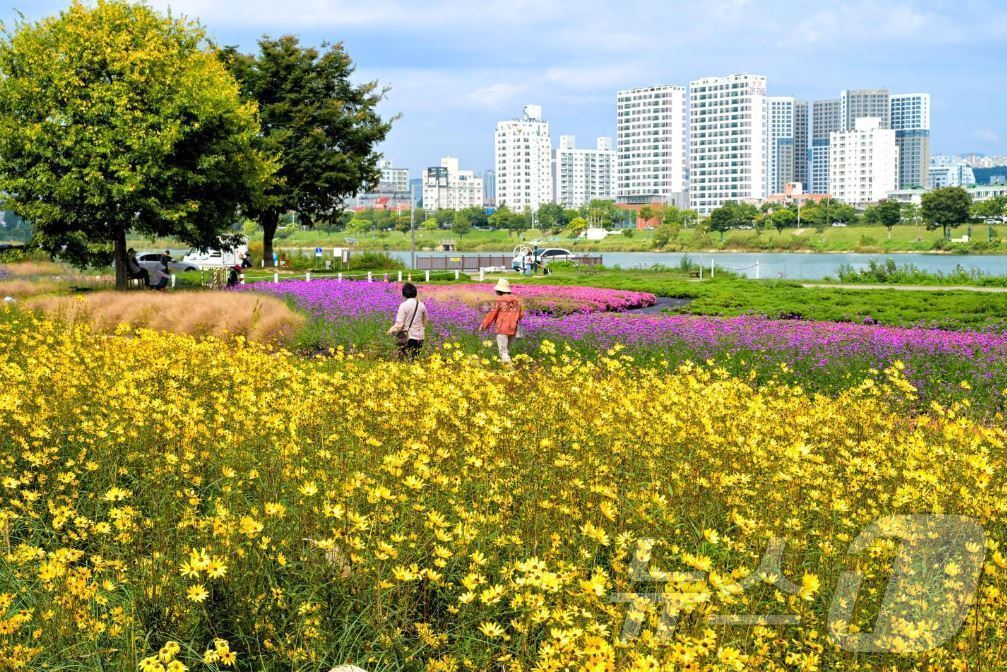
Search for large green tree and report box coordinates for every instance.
[708,202,737,239]
[221,36,393,266]
[874,199,903,238]
[921,187,973,240]
[451,211,471,238]
[709,201,759,240]
[584,199,620,229]
[972,195,1007,240]
[768,207,797,234]
[535,203,568,233]
[0,0,269,288]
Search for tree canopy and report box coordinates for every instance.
[921,187,973,240]
[220,35,394,266]
[863,199,902,235]
[708,201,759,238]
[0,0,270,287]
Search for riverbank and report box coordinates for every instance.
[260,223,1007,255]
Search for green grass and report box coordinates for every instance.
[265,224,1007,254]
[131,222,1007,255]
[517,267,1007,330]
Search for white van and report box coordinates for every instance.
[182,239,249,268]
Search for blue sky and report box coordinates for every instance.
[6,0,1007,176]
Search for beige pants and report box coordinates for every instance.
[496,334,513,363]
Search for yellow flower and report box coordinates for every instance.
[206,557,228,579]
[158,640,181,662]
[478,621,506,639]
[186,584,209,603]
[798,573,821,601]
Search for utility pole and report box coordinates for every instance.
[409,183,416,270]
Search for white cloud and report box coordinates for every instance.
[975,129,1002,144]
[463,83,527,110]
[130,0,1007,166]
[545,63,653,90]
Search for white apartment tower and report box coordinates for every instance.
[828,117,899,206]
[616,85,687,207]
[767,97,796,196]
[422,157,484,211]
[890,93,931,189]
[377,159,409,193]
[494,104,553,212]
[689,73,768,214]
[553,136,617,208]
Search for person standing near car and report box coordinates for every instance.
[388,282,428,361]
[479,278,523,363]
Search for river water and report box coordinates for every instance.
[387,250,1007,280]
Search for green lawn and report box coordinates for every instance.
[131,222,1007,256]
[266,223,1007,254]
[518,267,1007,330]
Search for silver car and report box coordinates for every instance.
[137,252,199,273]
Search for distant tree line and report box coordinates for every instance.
[0,0,392,286]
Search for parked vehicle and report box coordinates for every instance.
[511,246,575,271]
[136,252,199,273]
[182,240,249,268]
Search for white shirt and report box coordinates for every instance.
[393,298,427,340]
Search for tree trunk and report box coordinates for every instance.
[261,211,279,268]
[114,228,128,290]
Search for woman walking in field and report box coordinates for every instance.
[479,278,523,363]
[388,282,428,361]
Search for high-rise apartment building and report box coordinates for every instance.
[409,178,423,207]
[615,85,687,207]
[689,73,767,214]
[890,93,931,189]
[494,105,553,212]
[376,159,409,193]
[841,89,890,130]
[553,136,617,208]
[811,98,841,194]
[813,89,889,197]
[928,159,975,189]
[829,117,899,206]
[422,157,484,211]
[482,169,496,205]
[794,100,809,189]
[767,97,797,196]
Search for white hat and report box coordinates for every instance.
[493,278,512,293]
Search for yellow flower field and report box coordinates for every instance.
[2,306,1007,671]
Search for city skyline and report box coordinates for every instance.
[6,0,1006,175]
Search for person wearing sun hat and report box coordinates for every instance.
[478,278,524,363]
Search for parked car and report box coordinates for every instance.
[511,247,576,271]
[182,239,249,268]
[831,222,848,227]
[136,252,199,273]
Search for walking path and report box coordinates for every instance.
[802,283,1007,293]
[625,297,691,313]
